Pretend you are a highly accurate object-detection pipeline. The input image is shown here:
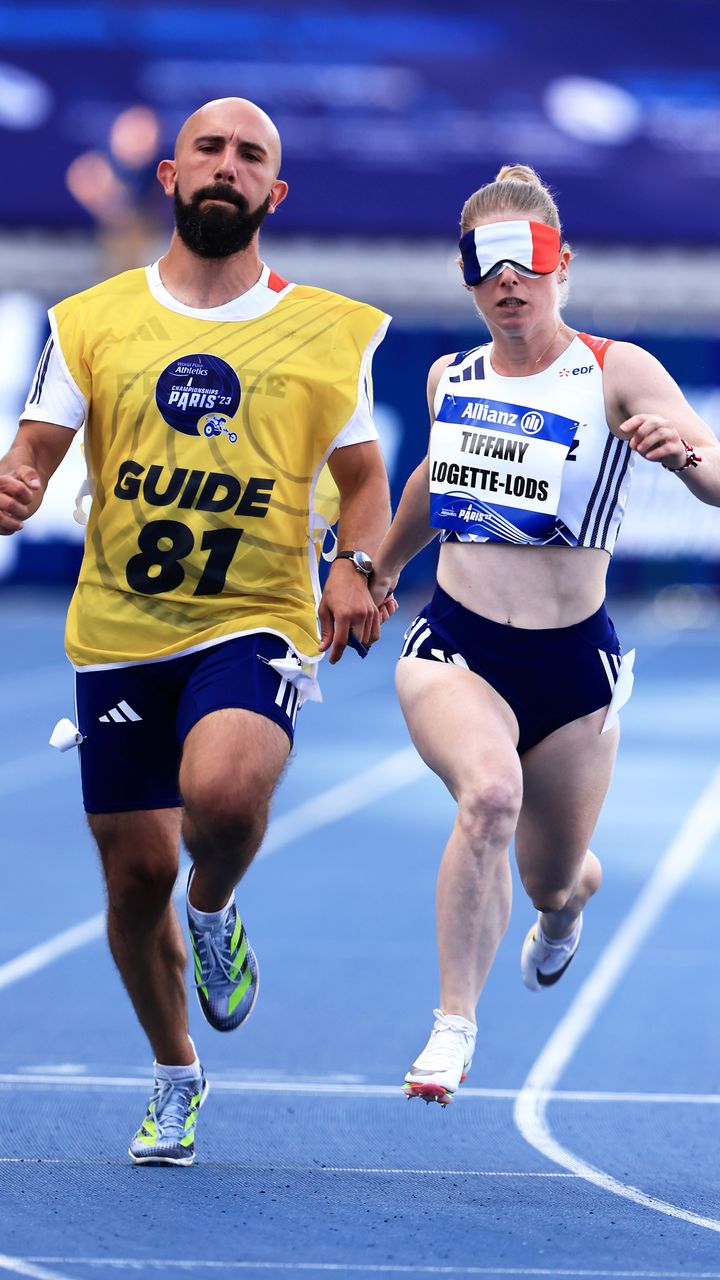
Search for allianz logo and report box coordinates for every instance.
[520,411,544,435]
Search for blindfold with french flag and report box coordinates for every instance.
[460,219,562,285]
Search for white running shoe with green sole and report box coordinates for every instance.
[404,1009,476,1106]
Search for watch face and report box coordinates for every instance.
[353,551,373,574]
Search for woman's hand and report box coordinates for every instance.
[369,564,399,615]
[617,414,692,469]
[378,590,399,624]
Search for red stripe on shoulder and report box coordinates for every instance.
[577,332,614,369]
[267,270,289,293]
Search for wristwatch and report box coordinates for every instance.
[334,550,373,577]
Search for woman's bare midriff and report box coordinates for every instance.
[437,540,609,629]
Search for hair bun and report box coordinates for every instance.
[495,164,542,187]
[459,164,565,246]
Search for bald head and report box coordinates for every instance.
[175,97,282,176]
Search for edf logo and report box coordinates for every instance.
[560,366,593,377]
[520,411,544,434]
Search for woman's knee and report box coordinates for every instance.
[521,849,602,914]
[457,777,522,849]
[522,879,571,914]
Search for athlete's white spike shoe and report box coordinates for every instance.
[403,1008,477,1106]
[521,915,583,992]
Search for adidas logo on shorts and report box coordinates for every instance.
[98,700,143,724]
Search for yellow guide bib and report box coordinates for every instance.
[51,268,388,666]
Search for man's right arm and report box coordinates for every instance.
[0,420,76,534]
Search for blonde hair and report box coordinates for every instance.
[460,164,562,237]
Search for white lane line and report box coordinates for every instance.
[1,1074,719,1107]
[0,1159,571,1176]
[258,747,424,856]
[0,1255,78,1280]
[515,759,720,1234]
[317,1167,573,1177]
[0,748,424,994]
[523,1089,720,1105]
[22,1261,720,1277]
[0,918,106,993]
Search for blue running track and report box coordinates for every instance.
[1,583,720,1280]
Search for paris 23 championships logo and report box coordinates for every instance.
[155,353,241,444]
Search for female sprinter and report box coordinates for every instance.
[370,165,720,1104]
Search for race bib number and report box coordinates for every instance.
[429,394,579,542]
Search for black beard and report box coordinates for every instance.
[173,184,272,258]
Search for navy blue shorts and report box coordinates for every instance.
[400,585,622,755]
[74,634,303,814]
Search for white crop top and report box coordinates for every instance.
[429,333,635,552]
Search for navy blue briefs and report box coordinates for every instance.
[400,584,623,755]
[74,633,303,814]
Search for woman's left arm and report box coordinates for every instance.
[604,342,720,506]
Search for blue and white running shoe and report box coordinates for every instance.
[187,870,259,1032]
[129,1071,209,1166]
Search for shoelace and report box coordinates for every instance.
[417,1010,474,1069]
[148,1078,199,1136]
[192,915,241,990]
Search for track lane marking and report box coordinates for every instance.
[1,1074,720,1106]
[515,759,720,1233]
[0,1255,78,1280]
[0,918,106,992]
[0,748,424,993]
[0,1160,571,1175]
[21,1261,720,1276]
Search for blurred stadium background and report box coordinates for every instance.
[0,0,719,602]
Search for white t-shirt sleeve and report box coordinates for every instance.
[333,314,390,448]
[20,317,87,431]
[333,394,379,447]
